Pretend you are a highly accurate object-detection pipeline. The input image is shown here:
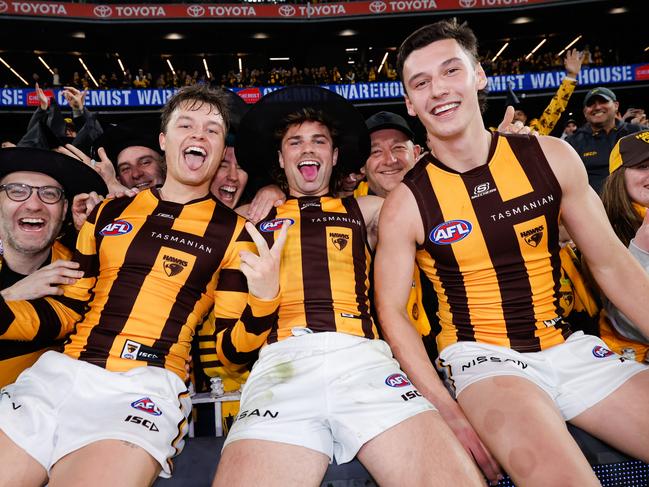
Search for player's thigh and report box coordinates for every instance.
[357,410,484,487]
[0,429,47,487]
[458,376,598,487]
[213,439,329,487]
[48,439,160,487]
[570,368,649,463]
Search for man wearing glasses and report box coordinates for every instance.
[0,147,106,386]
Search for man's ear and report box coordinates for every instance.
[475,63,488,91]
[332,147,339,167]
[278,150,284,169]
[159,132,166,152]
[405,94,417,117]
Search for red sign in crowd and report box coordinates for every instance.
[0,0,564,20]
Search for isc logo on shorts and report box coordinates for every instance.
[430,220,472,245]
[99,220,133,236]
[592,345,614,358]
[259,218,294,232]
[131,397,162,416]
[385,373,411,388]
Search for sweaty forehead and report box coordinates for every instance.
[1,171,61,188]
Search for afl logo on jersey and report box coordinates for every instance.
[99,220,133,236]
[430,220,472,245]
[259,218,294,232]
[592,345,614,358]
[385,373,411,388]
[131,397,162,416]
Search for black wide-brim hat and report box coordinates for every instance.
[95,116,163,169]
[0,147,108,198]
[235,86,370,185]
[223,89,250,147]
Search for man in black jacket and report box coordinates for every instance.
[566,87,644,194]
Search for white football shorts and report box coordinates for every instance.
[0,351,191,478]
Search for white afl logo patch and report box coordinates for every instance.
[99,220,133,236]
[430,220,472,245]
[259,218,294,232]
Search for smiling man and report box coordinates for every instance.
[0,85,283,486]
[375,19,649,486]
[100,117,165,191]
[0,147,106,387]
[210,86,484,487]
[567,87,644,193]
[355,111,422,198]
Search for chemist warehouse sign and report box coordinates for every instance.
[1,64,647,108]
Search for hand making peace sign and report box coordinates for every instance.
[239,221,289,301]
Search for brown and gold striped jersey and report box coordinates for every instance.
[0,189,279,379]
[209,196,376,368]
[0,240,72,387]
[403,133,571,353]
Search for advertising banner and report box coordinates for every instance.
[1,64,646,108]
[0,0,571,21]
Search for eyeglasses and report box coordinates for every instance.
[0,183,65,204]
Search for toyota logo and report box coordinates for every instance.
[459,0,477,7]
[187,5,205,17]
[93,5,113,17]
[369,1,387,13]
[0,1,8,14]
[278,5,296,16]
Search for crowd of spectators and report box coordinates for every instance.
[0,43,619,91]
[481,44,608,76]
[8,62,400,91]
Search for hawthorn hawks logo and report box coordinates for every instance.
[93,5,113,17]
[186,5,205,17]
[278,5,296,16]
[163,255,187,277]
[520,225,544,248]
[369,1,387,13]
[329,232,349,251]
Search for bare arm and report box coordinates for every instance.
[356,194,383,251]
[541,136,649,338]
[374,183,501,483]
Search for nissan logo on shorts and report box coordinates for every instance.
[186,5,205,17]
[93,4,113,17]
[278,5,296,16]
[369,1,387,13]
